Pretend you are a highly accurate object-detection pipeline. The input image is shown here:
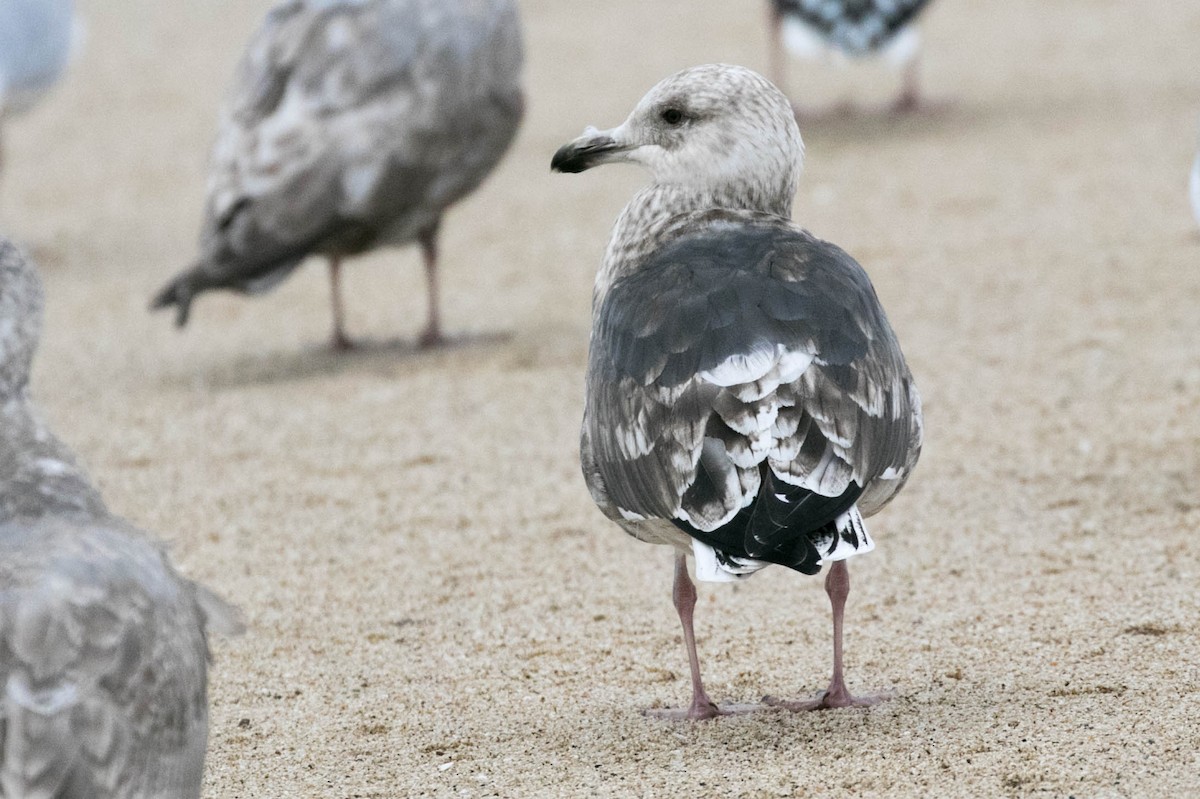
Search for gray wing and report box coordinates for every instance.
[584,221,921,572]
[153,0,523,320]
[773,0,933,52]
[0,517,230,798]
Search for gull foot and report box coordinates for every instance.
[763,688,892,712]
[643,701,768,721]
[417,327,445,349]
[331,332,357,352]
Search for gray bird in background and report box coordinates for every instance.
[767,0,935,115]
[151,0,525,351]
[0,0,80,173]
[553,65,922,719]
[0,240,240,797]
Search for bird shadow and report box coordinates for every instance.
[164,329,513,392]
[798,91,1108,145]
[796,96,965,142]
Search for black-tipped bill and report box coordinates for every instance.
[551,135,626,173]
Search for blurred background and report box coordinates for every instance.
[3,0,1199,795]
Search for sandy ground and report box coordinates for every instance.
[3,0,1200,796]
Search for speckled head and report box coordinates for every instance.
[552,64,803,216]
[0,239,44,399]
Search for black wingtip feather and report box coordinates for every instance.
[674,470,864,576]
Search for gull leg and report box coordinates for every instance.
[765,561,891,711]
[645,554,726,721]
[891,53,921,114]
[767,5,788,102]
[328,256,354,351]
[416,222,443,348]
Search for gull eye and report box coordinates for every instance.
[660,107,684,126]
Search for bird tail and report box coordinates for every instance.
[813,506,874,565]
[149,268,200,327]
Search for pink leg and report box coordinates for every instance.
[891,55,921,115]
[645,554,726,721]
[765,561,891,711]
[328,256,354,351]
[767,6,787,101]
[416,223,443,348]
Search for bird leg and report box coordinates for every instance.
[764,560,891,711]
[767,5,788,101]
[416,223,443,348]
[645,554,728,721]
[890,53,922,115]
[328,256,355,351]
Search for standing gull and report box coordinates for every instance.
[0,0,79,173]
[552,65,922,719]
[151,0,524,350]
[766,0,935,114]
[0,240,239,795]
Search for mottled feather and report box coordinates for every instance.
[152,0,523,324]
[565,65,922,581]
[0,240,237,798]
[586,216,921,574]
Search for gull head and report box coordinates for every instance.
[552,64,803,212]
[0,240,44,399]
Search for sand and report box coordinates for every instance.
[3,0,1199,796]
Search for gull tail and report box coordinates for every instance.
[150,267,201,328]
[813,506,874,566]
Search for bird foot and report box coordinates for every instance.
[330,333,357,352]
[887,94,954,117]
[763,687,892,712]
[417,326,445,349]
[643,700,766,722]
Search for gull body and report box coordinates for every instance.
[0,0,78,175]
[152,0,524,350]
[766,0,935,114]
[553,64,922,719]
[0,0,75,116]
[0,240,238,796]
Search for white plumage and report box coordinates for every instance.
[767,0,935,114]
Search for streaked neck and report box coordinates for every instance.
[596,181,793,303]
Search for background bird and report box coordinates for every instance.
[553,64,922,719]
[767,0,935,115]
[0,0,79,175]
[0,239,240,796]
[151,0,524,350]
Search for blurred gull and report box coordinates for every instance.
[767,0,935,114]
[0,240,239,796]
[152,0,525,350]
[552,65,922,719]
[0,0,79,169]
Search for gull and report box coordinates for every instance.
[0,0,80,174]
[0,239,240,795]
[151,0,524,350]
[766,0,936,114]
[552,64,923,719]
